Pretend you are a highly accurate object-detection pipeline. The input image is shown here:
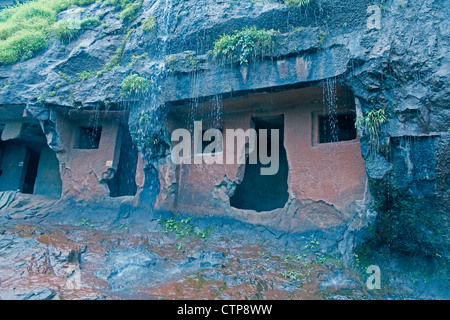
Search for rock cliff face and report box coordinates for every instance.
[0,0,448,265]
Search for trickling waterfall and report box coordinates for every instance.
[210,94,223,129]
[322,77,338,144]
[187,70,201,131]
[161,0,173,54]
[85,104,101,148]
[87,104,100,127]
[321,77,340,198]
[139,0,175,130]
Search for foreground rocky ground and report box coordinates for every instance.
[0,195,447,300]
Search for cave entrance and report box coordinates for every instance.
[0,121,62,198]
[230,115,289,212]
[107,124,138,197]
[21,147,40,194]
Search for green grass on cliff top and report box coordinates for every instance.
[0,0,96,66]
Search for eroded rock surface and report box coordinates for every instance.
[0,215,448,300]
[0,0,448,293]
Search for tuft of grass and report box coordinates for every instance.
[78,218,94,228]
[100,0,119,7]
[115,0,142,21]
[141,15,156,32]
[80,16,100,29]
[315,29,327,47]
[52,16,100,42]
[212,26,279,65]
[120,73,150,96]
[127,52,148,67]
[77,70,97,81]
[0,0,96,65]
[52,18,81,42]
[0,29,48,64]
[119,2,141,21]
[164,53,178,72]
[102,0,142,21]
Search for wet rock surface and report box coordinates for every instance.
[0,210,448,300]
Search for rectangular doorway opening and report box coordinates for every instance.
[107,124,138,197]
[21,147,40,194]
[230,114,289,212]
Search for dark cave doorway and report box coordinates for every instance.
[230,115,289,212]
[21,147,40,194]
[107,124,138,197]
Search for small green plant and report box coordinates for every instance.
[157,216,215,241]
[165,54,178,72]
[355,108,387,153]
[287,26,304,40]
[314,254,328,264]
[127,52,148,67]
[76,70,97,81]
[134,112,163,149]
[132,53,148,62]
[212,26,279,65]
[79,218,94,228]
[281,270,299,281]
[315,29,327,47]
[195,226,217,239]
[138,112,151,126]
[296,253,307,261]
[121,73,150,96]
[158,217,194,239]
[185,52,200,70]
[141,16,156,32]
[165,54,176,64]
[0,82,10,90]
[104,47,123,72]
[165,52,202,73]
[352,252,361,269]
[58,71,71,83]
[304,235,320,251]
[119,223,128,230]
